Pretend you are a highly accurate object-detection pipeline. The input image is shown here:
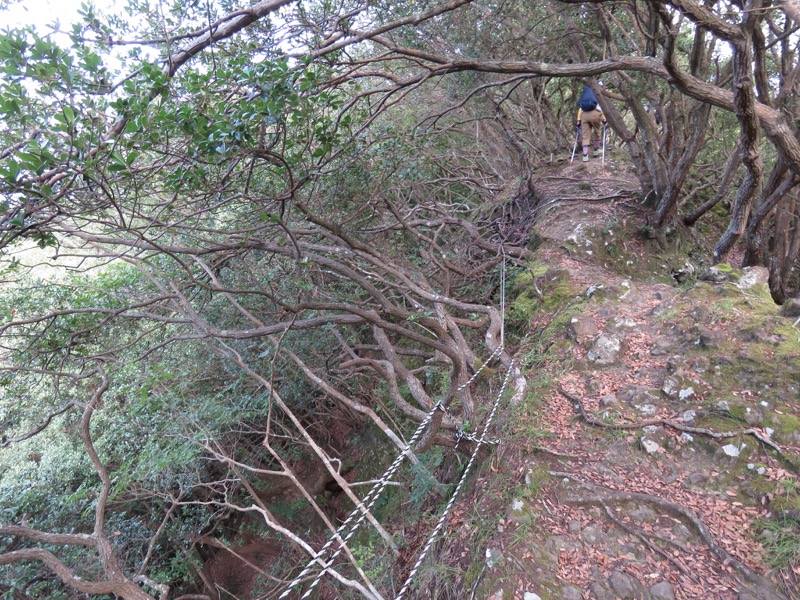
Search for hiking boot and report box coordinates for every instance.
[582,155,589,162]
[593,149,602,157]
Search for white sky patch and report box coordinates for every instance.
[3,0,88,34]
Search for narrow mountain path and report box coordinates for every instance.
[438,154,800,600]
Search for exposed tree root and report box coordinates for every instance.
[551,471,789,600]
[598,502,698,582]
[557,387,799,473]
[529,445,583,459]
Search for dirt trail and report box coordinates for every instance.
[452,155,800,600]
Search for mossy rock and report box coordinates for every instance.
[779,298,800,318]
[507,267,577,328]
[699,263,738,283]
[765,413,800,445]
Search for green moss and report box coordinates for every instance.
[748,283,774,303]
[507,267,576,329]
[693,414,741,435]
[523,464,553,498]
[773,321,800,363]
[740,469,778,499]
[725,404,749,423]
[766,413,800,441]
[463,561,485,589]
[771,493,800,513]
[529,231,543,251]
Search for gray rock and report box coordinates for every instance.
[689,355,710,373]
[560,584,583,600]
[523,593,541,600]
[672,523,693,544]
[545,535,581,554]
[641,425,666,454]
[698,266,729,282]
[587,334,626,365]
[737,266,769,289]
[507,498,533,524]
[586,378,606,395]
[581,524,604,545]
[566,314,599,343]
[635,403,658,416]
[590,581,617,600]
[641,438,660,454]
[485,547,503,569]
[661,375,681,399]
[665,355,686,373]
[649,580,675,600]
[618,385,661,405]
[568,519,582,533]
[654,289,674,301]
[747,463,768,476]
[721,443,741,457]
[611,316,638,329]
[650,338,674,355]
[737,588,788,600]
[638,366,669,381]
[608,569,647,598]
[599,393,620,408]
[690,324,724,349]
[680,409,697,425]
[686,472,709,485]
[629,504,657,523]
[780,297,800,318]
[746,325,786,345]
[743,406,763,426]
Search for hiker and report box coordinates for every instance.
[575,86,607,162]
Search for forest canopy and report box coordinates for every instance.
[1,0,800,598]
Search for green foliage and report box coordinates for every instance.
[351,536,390,582]
[5,0,797,597]
[756,516,800,570]
[409,448,450,508]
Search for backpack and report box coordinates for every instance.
[579,86,598,112]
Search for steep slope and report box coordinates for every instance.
[411,154,800,599]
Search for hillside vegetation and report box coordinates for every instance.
[0,1,799,599]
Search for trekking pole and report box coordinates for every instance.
[602,123,607,167]
[570,127,580,163]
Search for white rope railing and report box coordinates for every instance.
[394,358,514,599]
[278,251,510,598]
[277,399,445,599]
[394,250,508,598]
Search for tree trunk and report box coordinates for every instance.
[713,20,765,263]
[743,157,797,266]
